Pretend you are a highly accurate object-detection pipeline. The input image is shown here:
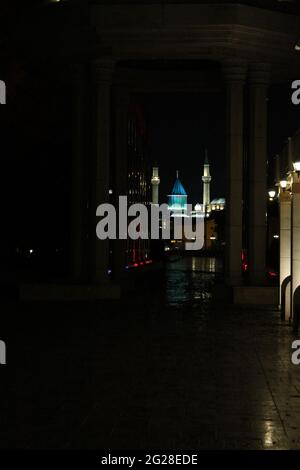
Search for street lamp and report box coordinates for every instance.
[280,180,288,191]
[293,161,300,177]
[291,161,300,329]
[268,189,276,200]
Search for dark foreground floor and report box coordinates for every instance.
[1,257,300,449]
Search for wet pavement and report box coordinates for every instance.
[2,257,300,449]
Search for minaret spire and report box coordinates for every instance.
[202,149,212,209]
[151,165,160,204]
[204,148,209,164]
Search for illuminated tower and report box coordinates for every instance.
[168,170,187,210]
[151,166,160,204]
[202,149,211,209]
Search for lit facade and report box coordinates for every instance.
[194,156,226,215]
[151,166,160,205]
[168,171,188,212]
[126,104,151,266]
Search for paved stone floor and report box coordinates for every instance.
[1,257,300,449]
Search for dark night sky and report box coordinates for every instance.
[144,92,226,206]
[268,83,300,175]
[4,67,300,252]
[144,86,300,207]
[1,1,300,254]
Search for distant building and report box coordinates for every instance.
[194,152,226,215]
[164,153,226,217]
[151,166,160,204]
[210,198,226,212]
[126,104,151,266]
[202,149,211,209]
[163,152,226,251]
[167,170,188,212]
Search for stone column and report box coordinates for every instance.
[151,167,160,205]
[90,59,114,283]
[222,60,247,286]
[70,64,87,281]
[112,86,129,280]
[275,154,280,184]
[279,188,291,316]
[202,156,211,208]
[292,172,300,320]
[288,137,293,173]
[248,63,270,285]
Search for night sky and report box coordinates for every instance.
[3,66,300,255]
[144,84,300,207]
[1,2,300,256]
[144,92,226,206]
[268,83,300,173]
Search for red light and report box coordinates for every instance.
[241,250,248,272]
[268,271,277,278]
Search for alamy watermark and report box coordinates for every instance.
[291,340,300,365]
[0,80,6,105]
[0,80,5,364]
[96,197,204,251]
[291,80,300,105]
[0,340,6,365]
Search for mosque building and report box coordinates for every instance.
[194,150,226,215]
[167,170,188,212]
[151,152,226,251]
[151,151,226,215]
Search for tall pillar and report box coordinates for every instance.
[112,86,129,279]
[279,188,291,314]
[70,64,87,280]
[275,154,280,184]
[151,167,160,205]
[288,137,293,173]
[223,60,247,286]
[202,151,211,208]
[292,172,300,320]
[248,63,270,285]
[90,59,114,283]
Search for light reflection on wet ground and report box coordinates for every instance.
[4,256,300,449]
[164,257,222,306]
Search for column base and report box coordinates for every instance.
[225,274,243,287]
[248,272,268,286]
[19,282,121,301]
[233,286,278,306]
[211,285,279,307]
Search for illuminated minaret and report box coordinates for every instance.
[202,149,211,209]
[151,166,160,204]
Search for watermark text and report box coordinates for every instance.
[291,340,300,365]
[291,80,300,105]
[0,80,6,104]
[0,340,6,365]
[96,197,204,251]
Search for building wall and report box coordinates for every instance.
[126,103,151,266]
